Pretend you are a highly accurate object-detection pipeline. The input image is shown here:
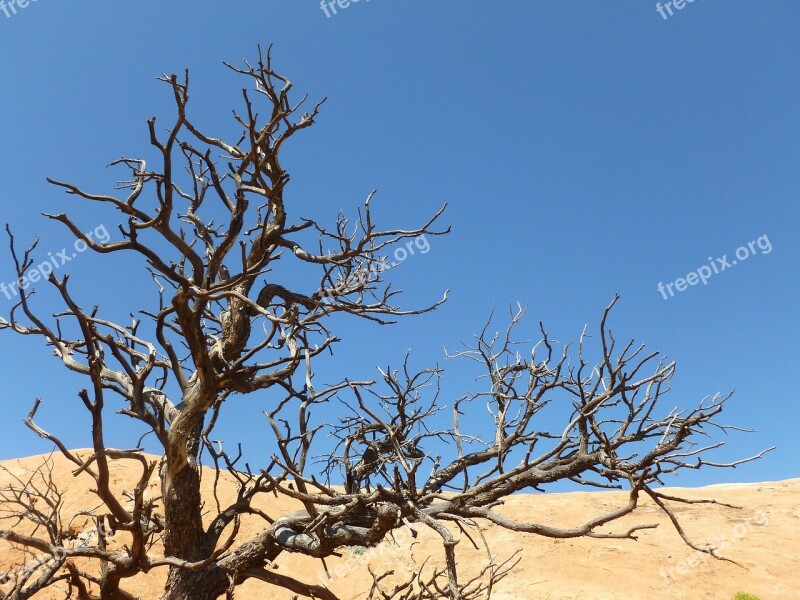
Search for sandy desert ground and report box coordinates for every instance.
[0,451,797,600]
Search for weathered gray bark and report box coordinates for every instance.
[159,410,230,600]
[161,567,226,600]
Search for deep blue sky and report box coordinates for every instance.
[0,2,797,488]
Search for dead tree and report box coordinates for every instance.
[0,47,769,600]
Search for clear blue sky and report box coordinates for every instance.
[0,1,797,488]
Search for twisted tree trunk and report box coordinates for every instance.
[160,439,227,600]
[161,566,227,600]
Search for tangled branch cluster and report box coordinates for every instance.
[0,46,768,600]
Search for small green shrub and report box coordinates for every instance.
[732,593,761,600]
